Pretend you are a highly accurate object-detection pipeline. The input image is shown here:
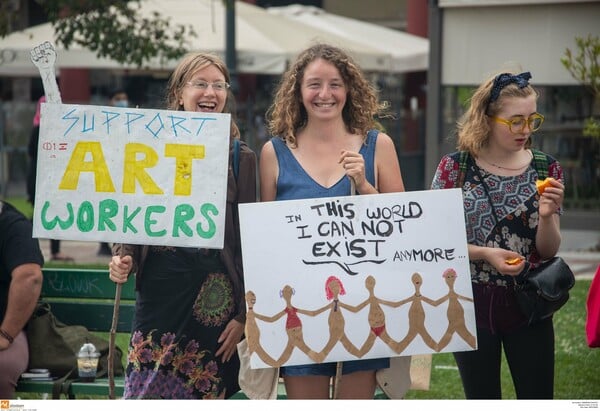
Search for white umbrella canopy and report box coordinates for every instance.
[0,23,127,76]
[0,0,402,76]
[267,4,429,73]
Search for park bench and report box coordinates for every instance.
[15,267,135,399]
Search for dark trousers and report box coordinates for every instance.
[50,239,60,255]
[453,317,554,399]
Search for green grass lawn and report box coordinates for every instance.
[405,279,600,399]
[4,196,33,219]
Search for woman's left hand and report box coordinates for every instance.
[340,150,366,191]
[539,178,564,218]
[216,318,244,362]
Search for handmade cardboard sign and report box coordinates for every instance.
[239,189,476,368]
[32,102,231,248]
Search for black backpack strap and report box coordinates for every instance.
[531,149,548,179]
[457,151,469,188]
[233,138,241,181]
[51,367,76,399]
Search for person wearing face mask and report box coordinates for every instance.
[109,89,129,108]
[430,69,565,399]
[107,53,257,399]
[97,89,130,256]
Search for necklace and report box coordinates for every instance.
[477,150,533,171]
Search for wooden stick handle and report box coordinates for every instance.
[108,283,122,399]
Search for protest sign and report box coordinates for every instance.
[32,102,231,248]
[239,189,476,368]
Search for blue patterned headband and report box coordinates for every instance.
[489,71,532,104]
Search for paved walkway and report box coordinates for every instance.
[38,228,599,279]
[39,239,111,266]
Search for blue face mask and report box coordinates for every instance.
[113,100,128,108]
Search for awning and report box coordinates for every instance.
[0,0,420,76]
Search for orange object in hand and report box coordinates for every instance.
[536,177,554,194]
[506,257,523,265]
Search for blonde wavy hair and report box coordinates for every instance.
[165,52,240,139]
[456,71,538,156]
[266,43,390,147]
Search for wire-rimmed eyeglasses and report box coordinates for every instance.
[186,80,230,92]
[490,113,545,134]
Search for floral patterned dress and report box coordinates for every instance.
[431,151,564,333]
[123,246,239,399]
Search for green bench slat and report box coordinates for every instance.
[16,377,125,398]
[16,268,134,399]
[41,268,136,300]
[69,377,125,397]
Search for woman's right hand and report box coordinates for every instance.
[469,244,525,276]
[486,248,525,276]
[109,255,133,284]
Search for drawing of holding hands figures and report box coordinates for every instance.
[388,272,439,354]
[434,269,476,351]
[245,286,323,366]
[314,276,364,360]
[246,279,365,366]
[352,275,401,356]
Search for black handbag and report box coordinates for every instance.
[514,257,575,325]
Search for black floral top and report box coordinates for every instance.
[431,151,564,287]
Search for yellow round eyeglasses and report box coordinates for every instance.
[490,113,544,134]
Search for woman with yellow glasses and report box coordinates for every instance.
[431,70,565,399]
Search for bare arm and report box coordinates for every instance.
[536,179,563,259]
[259,141,278,202]
[0,263,43,350]
[375,132,405,194]
[339,132,404,195]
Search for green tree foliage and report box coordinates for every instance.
[1,0,197,68]
[561,34,600,138]
[0,2,16,36]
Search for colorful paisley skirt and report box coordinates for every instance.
[123,246,240,399]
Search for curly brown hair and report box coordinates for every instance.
[266,43,390,147]
[165,52,240,139]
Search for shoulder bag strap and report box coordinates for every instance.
[233,138,241,181]
[531,149,548,179]
[457,151,470,188]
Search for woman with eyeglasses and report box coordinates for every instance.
[108,52,257,399]
[430,70,564,399]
